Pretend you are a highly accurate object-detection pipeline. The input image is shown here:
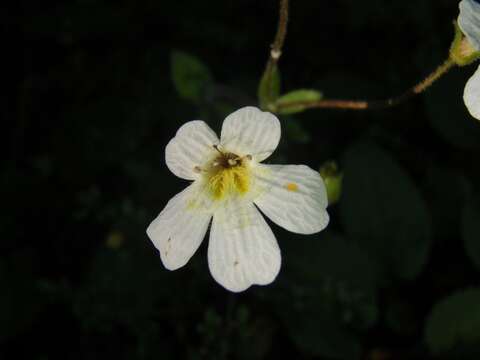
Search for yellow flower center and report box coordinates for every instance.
[205,149,251,200]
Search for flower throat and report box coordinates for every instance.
[206,145,250,200]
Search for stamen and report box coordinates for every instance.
[213,144,224,155]
[193,166,203,173]
[245,154,252,161]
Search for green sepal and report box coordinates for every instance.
[275,89,323,115]
[319,161,343,206]
[449,21,480,67]
[257,64,281,111]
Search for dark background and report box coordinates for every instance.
[4,0,480,359]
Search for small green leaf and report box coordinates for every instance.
[275,89,323,114]
[426,288,480,355]
[462,196,480,271]
[340,142,431,280]
[170,51,213,103]
[257,64,281,110]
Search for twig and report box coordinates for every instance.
[276,57,455,111]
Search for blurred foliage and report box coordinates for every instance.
[4,0,480,359]
[277,231,378,359]
[425,288,480,356]
[340,142,431,281]
[171,51,214,103]
[463,195,480,271]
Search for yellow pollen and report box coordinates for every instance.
[285,182,298,192]
[208,167,249,200]
[205,153,250,200]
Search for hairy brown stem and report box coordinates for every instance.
[276,58,456,111]
[271,0,289,60]
[261,0,289,103]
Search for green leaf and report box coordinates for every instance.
[462,196,480,271]
[340,142,431,280]
[257,64,281,110]
[170,51,213,103]
[275,89,323,114]
[425,288,480,355]
[286,231,379,299]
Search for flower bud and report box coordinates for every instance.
[452,1,480,66]
[319,161,343,206]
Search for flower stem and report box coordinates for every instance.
[270,0,289,61]
[260,0,289,104]
[276,57,456,112]
[412,57,455,94]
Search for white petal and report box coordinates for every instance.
[464,65,480,121]
[253,164,329,234]
[165,120,219,180]
[220,106,281,162]
[146,183,213,270]
[208,200,281,292]
[459,0,480,51]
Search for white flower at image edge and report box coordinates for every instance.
[146,106,329,292]
[459,0,480,120]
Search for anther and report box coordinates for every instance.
[245,154,252,161]
[213,144,224,155]
[193,166,203,173]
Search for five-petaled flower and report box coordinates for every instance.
[458,0,480,120]
[146,106,329,292]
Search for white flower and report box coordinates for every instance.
[464,64,480,120]
[146,106,329,292]
[458,0,480,119]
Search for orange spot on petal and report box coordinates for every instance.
[286,182,298,192]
